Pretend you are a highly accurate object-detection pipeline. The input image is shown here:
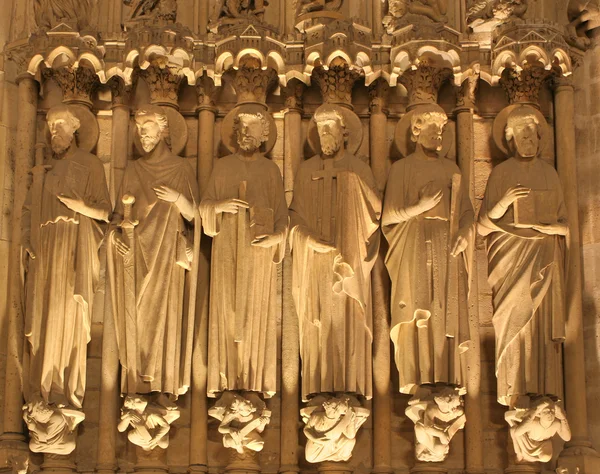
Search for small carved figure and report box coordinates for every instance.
[383,0,448,27]
[405,387,466,462]
[200,110,287,398]
[301,395,370,463]
[22,397,85,455]
[290,105,381,401]
[466,0,528,31]
[208,392,271,454]
[297,0,343,16]
[34,0,96,30]
[21,105,110,454]
[479,105,568,409]
[506,397,571,463]
[117,395,180,451]
[124,0,177,22]
[213,0,268,20]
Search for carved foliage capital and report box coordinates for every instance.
[499,63,552,105]
[232,65,278,105]
[136,61,185,107]
[43,66,99,107]
[312,61,363,106]
[399,63,453,107]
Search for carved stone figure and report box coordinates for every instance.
[108,105,199,404]
[567,0,600,48]
[506,397,571,463]
[34,0,96,30]
[208,392,271,454]
[301,395,370,463]
[466,0,528,32]
[297,0,343,16]
[290,104,381,401]
[22,396,85,455]
[200,109,287,398]
[382,104,473,396]
[405,387,466,462]
[124,0,177,22]
[212,0,268,21]
[117,395,180,451]
[478,105,568,409]
[383,0,448,27]
[21,105,110,453]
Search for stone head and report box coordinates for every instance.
[434,388,461,414]
[410,107,448,154]
[505,107,541,159]
[47,105,81,155]
[533,398,556,428]
[314,108,348,157]
[123,395,148,413]
[234,112,270,152]
[135,105,171,154]
[323,396,349,419]
[231,396,256,417]
[27,400,55,424]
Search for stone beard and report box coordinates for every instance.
[479,106,568,408]
[382,106,474,395]
[200,111,288,397]
[289,108,381,400]
[21,104,110,454]
[108,105,199,398]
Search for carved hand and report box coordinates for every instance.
[112,232,130,256]
[154,185,180,203]
[215,198,249,214]
[23,243,36,260]
[251,233,282,248]
[307,233,336,253]
[554,405,567,421]
[417,182,443,214]
[499,185,530,208]
[451,227,471,257]
[532,223,568,236]
[57,193,87,214]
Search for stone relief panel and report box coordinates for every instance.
[34,0,97,30]
[466,0,528,33]
[21,104,110,455]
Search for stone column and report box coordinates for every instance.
[455,73,485,474]
[108,80,130,206]
[196,77,218,195]
[368,78,393,474]
[554,78,600,474]
[0,74,39,469]
[280,80,304,474]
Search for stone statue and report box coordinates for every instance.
[405,387,466,462]
[208,392,271,454]
[108,105,199,418]
[466,0,528,32]
[478,105,568,410]
[22,396,85,455]
[506,397,571,463]
[117,394,181,451]
[382,104,473,396]
[21,104,110,453]
[200,110,287,398]
[300,394,370,463]
[124,0,177,22]
[34,0,96,30]
[383,0,448,27]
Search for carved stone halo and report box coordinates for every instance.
[493,104,549,156]
[221,103,277,155]
[394,103,453,158]
[132,105,188,157]
[44,103,100,153]
[307,104,364,156]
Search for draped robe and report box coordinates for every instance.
[382,154,473,394]
[22,149,110,408]
[199,154,288,397]
[478,157,566,407]
[290,152,381,401]
[108,153,199,396]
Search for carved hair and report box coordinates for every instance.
[230,395,257,414]
[531,397,555,417]
[234,112,270,144]
[505,107,541,144]
[135,105,171,148]
[314,108,349,144]
[47,105,81,131]
[410,109,448,143]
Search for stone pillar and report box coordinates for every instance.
[196,77,218,195]
[108,80,130,206]
[280,80,304,474]
[0,75,39,470]
[455,73,485,474]
[554,79,600,474]
[368,78,393,474]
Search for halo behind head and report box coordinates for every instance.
[44,103,99,153]
[493,104,548,156]
[307,104,363,156]
[395,103,453,158]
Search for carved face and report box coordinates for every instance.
[31,401,54,423]
[538,405,556,428]
[48,116,76,154]
[237,115,264,152]
[136,115,163,153]
[317,118,344,156]
[233,399,255,418]
[511,117,540,158]
[323,398,347,419]
[415,120,445,153]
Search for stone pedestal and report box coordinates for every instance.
[134,447,169,474]
[40,454,77,474]
[225,451,261,474]
[318,461,353,474]
[504,465,541,474]
[410,464,447,474]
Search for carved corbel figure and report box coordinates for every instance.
[301,395,370,464]
[506,397,571,463]
[405,387,466,462]
[208,392,271,454]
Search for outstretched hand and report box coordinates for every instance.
[216,198,249,214]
